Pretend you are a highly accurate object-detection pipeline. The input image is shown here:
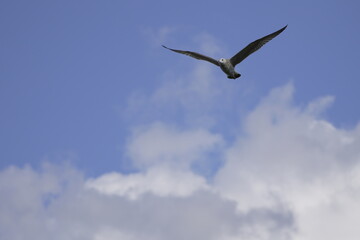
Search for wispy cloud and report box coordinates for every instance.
[142,26,176,46]
[86,166,209,199]
[126,122,223,169]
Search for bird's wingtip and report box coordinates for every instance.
[277,25,288,33]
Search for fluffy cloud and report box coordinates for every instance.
[215,83,360,240]
[0,164,293,240]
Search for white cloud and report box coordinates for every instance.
[94,227,137,240]
[215,83,360,240]
[0,163,293,240]
[126,122,224,169]
[86,166,209,199]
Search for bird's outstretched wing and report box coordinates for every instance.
[162,45,220,66]
[230,25,287,66]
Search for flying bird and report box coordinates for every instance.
[162,25,287,79]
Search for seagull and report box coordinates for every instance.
[162,25,287,79]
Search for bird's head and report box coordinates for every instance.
[219,58,226,64]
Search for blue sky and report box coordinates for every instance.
[1,1,360,239]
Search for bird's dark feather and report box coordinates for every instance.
[230,25,287,66]
[162,45,220,66]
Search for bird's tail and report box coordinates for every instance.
[227,73,241,80]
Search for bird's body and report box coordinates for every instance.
[162,25,287,79]
[219,58,241,79]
